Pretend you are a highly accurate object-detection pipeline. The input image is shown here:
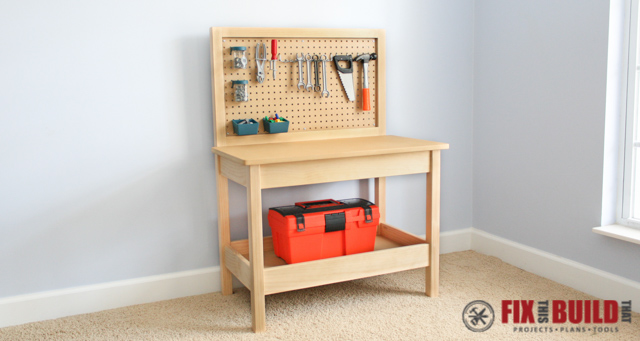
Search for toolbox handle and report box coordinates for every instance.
[295,199,343,209]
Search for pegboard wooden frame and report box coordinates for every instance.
[210,27,386,147]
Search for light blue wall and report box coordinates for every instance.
[3,0,636,302]
[0,0,475,297]
[473,0,640,282]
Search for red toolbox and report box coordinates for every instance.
[268,198,380,264]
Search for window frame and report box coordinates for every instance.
[618,0,640,228]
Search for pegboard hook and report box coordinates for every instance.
[278,54,297,63]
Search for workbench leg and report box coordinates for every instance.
[375,177,386,235]
[247,165,266,332]
[216,156,233,296]
[426,150,441,297]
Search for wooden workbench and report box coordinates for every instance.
[210,28,449,332]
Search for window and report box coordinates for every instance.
[593,0,640,243]
[619,0,640,228]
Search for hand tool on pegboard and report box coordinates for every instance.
[255,43,267,83]
[333,55,355,101]
[313,55,321,92]
[355,53,377,111]
[297,53,305,90]
[305,54,313,92]
[321,55,330,98]
[270,40,278,80]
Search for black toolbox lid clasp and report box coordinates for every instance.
[364,206,373,223]
[325,212,346,233]
[295,214,305,232]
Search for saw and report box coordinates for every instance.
[333,55,356,102]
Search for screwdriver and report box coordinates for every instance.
[271,39,278,80]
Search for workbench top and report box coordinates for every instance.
[211,135,449,166]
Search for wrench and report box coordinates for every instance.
[313,55,321,92]
[296,53,305,90]
[305,54,313,92]
[320,55,330,98]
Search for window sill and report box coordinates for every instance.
[592,224,640,245]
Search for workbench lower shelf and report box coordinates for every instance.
[224,223,429,295]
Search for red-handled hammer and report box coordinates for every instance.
[355,53,377,111]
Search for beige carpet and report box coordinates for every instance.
[1,251,638,340]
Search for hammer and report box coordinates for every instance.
[355,53,377,111]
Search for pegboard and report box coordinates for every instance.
[210,28,386,147]
[221,38,377,135]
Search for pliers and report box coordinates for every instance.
[255,43,267,83]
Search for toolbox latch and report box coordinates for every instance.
[295,214,306,232]
[364,207,373,223]
[325,212,346,233]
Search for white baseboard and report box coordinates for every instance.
[0,267,220,328]
[440,227,472,254]
[2,226,638,328]
[470,227,640,313]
